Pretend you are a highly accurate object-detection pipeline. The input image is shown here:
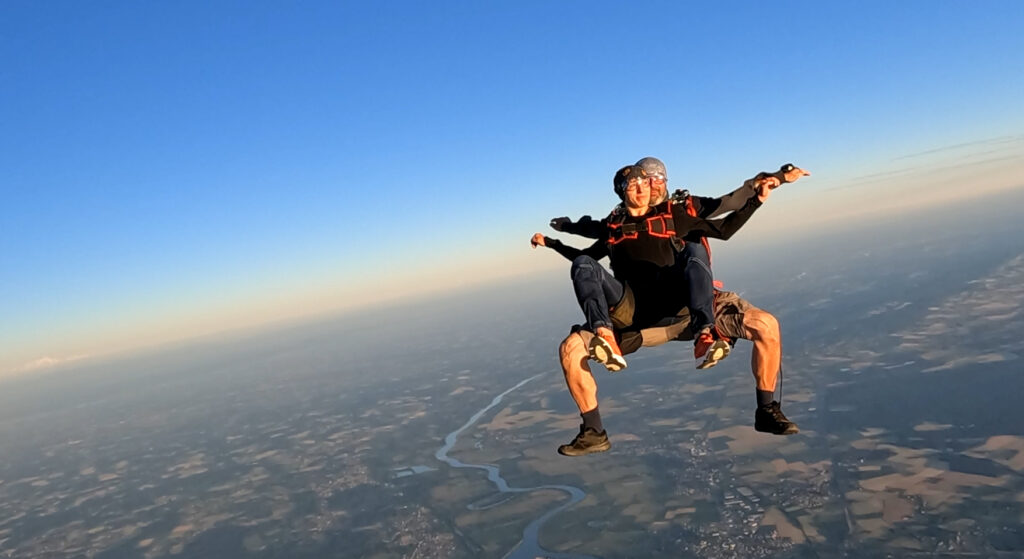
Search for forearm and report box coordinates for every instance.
[544,237,583,261]
[561,216,604,239]
[702,165,794,218]
[678,197,762,240]
[699,181,758,218]
[714,196,762,239]
[544,237,606,262]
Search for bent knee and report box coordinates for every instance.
[743,309,780,341]
[570,255,597,276]
[559,333,588,367]
[686,256,712,277]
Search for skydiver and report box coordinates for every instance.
[534,164,765,375]
[549,157,810,369]
[531,165,802,455]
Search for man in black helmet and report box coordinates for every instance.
[534,161,809,455]
[538,165,765,369]
[532,165,775,454]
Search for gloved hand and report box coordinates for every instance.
[549,217,572,231]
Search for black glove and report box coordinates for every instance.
[777,163,795,183]
[550,216,574,231]
[756,164,796,184]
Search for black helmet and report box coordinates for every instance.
[635,157,667,181]
[613,165,648,199]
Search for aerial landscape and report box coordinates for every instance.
[2,193,1023,558]
[3,2,1024,558]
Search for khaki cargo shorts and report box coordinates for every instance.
[572,290,757,356]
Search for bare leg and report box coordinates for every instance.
[559,332,599,414]
[743,308,797,434]
[556,331,612,454]
[742,308,781,392]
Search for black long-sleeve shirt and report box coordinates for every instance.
[559,178,760,240]
[544,196,762,326]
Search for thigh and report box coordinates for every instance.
[712,290,758,340]
[680,241,710,266]
[594,263,625,303]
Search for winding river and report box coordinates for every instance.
[435,373,598,559]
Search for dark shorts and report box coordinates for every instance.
[572,290,757,356]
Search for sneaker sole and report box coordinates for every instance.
[557,440,612,456]
[588,337,627,372]
[754,423,800,435]
[696,340,731,370]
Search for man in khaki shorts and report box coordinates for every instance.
[554,289,797,456]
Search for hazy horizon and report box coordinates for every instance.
[8,182,1023,385]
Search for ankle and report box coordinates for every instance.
[581,407,603,432]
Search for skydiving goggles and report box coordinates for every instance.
[624,177,649,191]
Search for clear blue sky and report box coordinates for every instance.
[3,1,1023,374]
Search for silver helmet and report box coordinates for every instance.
[635,157,667,181]
[636,157,667,204]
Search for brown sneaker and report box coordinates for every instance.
[754,401,799,435]
[557,425,611,456]
[588,330,627,372]
[695,331,730,370]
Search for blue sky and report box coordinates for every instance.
[2,1,1023,374]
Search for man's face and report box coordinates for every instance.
[624,177,651,209]
[648,174,667,204]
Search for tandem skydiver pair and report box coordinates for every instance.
[531,157,810,456]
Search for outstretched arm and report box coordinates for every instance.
[673,187,766,241]
[695,164,811,218]
[531,234,607,262]
[549,215,606,239]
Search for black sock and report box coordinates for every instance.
[757,389,775,408]
[581,407,604,433]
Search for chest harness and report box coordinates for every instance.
[605,200,677,245]
[606,190,720,288]
[606,191,713,263]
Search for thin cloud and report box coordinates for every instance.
[890,134,1024,162]
[824,149,1024,193]
[16,354,90,373]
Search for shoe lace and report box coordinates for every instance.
[767,403,787,422]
